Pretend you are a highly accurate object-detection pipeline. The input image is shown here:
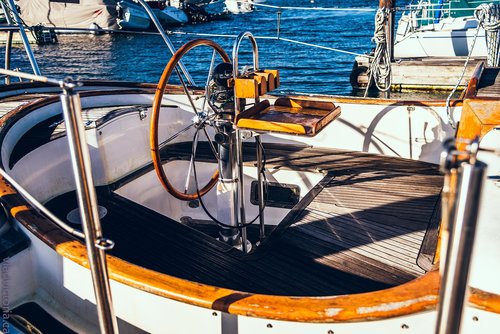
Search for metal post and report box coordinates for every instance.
[435,146,486,334]
[216,122,241,247]
[1,1,13,84]
[232,31,260,115]
[255,136,265,241]
[379,0,396,62]
[60,86,119,334]
[236,130,249,253]
[3,31,12,85]
[232,32,260,252]
[5,0,41,75]
[133,0,194,85]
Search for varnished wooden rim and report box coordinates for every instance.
[274,94,463,107]
[463,62,485,99]
[150,39,230,201]
[1,86,498,323]
[3,178,500,322]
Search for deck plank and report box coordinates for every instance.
[477,67,500,98]
[46,144,443,296]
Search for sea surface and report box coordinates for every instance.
[2,0,379,96]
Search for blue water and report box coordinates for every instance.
[2,0,377,95]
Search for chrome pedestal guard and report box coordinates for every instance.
[436,137,486,334]
[229,31,263,252]
[215,121,242,247]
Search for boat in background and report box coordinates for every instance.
[351,0,500,91]
[117,0,227,29]
[11,0,222,33]
[14,0,120,30]
[156,7,188,25]
[225,0,253,13]
[116,0,151,30]
[394,0,500,57]
[225,0,266,14]
[144,0,189,25]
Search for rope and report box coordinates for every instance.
[364,8,392,97]
[475,3,500,67]
[444,10,484,128]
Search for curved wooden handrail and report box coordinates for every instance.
[2,175,500,323]
[463,62,485,99]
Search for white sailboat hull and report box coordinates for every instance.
[116,1,151,30]
[394,16,487,58]
[154,7,189,25]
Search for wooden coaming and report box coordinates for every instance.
[456,67,500,143]
[3,169,498,322]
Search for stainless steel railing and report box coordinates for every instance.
[0,68,118,333]
[0,0,41,76]
[436,137,487,334]
[232,32,260,252]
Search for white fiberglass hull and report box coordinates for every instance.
[116,1,151,30]
[225,0,253,14]
[394,16,487,58]
[153,7,189,25]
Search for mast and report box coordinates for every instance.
[379,0,396,62]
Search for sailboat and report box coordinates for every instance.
[394,0,500,57]
[0,1,499,333]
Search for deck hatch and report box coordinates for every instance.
[250,181,300,209]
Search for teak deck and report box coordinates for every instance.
[46,144,443,297]
[477,67,500,98]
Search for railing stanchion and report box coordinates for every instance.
[5,0,41,75]
[60,82,119,334]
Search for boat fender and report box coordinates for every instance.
[350,64,368,90]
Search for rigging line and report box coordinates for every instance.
[225,1,376,12]
[1,19,371,60]
[168,31,374,58]
[364,8,392,97]
[444,6,486,128]
[277,37,373,58]
[168,30,275,39]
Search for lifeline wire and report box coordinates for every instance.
[169,31,373,59]
[444,7,486,128]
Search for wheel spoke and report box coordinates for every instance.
[183,130,200,194]
[175,66,200,116]
[202,49,217,112]
[202,127,220,162]
[158,123,195,151]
